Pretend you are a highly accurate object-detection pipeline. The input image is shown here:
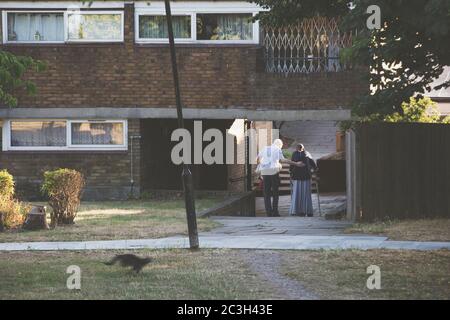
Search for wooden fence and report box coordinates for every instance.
[347,123,450,221]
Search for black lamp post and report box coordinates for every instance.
[164,0,199,249]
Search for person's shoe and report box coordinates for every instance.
[307,214,314,217]
[272,212,281,217]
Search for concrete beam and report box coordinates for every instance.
[0,107,351,121]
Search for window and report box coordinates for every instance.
[6,12,64,42]
[10,121,66,147]
[70,121,125,146]
[197,13,253,41]
[135,7,259,44]
[139,14,192,40]
[3,120,127,151]
[67,12,123,42]
[2,10,124,43]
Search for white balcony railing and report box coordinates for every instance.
[263,17,354,74]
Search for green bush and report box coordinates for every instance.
[41,168,85,226]
[0,170,15,199]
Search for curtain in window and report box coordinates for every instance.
[10,121,66,147]
[71,123,124,145]
[67,14,122,41]
[8,13,64,42]
[197,14,252,41]
[139,15,191,39]
[216,14,252,40]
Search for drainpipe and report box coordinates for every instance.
[129,135,141,198]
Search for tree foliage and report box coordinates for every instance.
[0,50,45,107]
[384,97,450,124]
[252,0,450,120]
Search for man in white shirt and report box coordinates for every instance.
[257,139,304,217]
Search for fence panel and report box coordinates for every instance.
[357,123,450,221]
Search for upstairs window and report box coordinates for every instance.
[139,14,192,40]
[2,10,124,43]
[6,12,64,42]
[135,7,259,44]
[197,13,253,41]
[67,12,123,42]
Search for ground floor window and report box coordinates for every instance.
[2,119,127,151]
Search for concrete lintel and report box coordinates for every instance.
[0,107,351,121]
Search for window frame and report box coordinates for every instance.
[65,10,124,43]
[135,8,259,44]
[135,12,195,43]
[2,10,125,44]
[2,119,128,151]
[2,10,66,44]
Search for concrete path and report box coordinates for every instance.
[1,235,450,251]
[256,194,346,217]
[206,216,353,236]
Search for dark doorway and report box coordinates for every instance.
[141,119,234,191]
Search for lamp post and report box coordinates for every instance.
[164,0,199,249]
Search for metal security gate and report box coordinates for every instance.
[263,17,354,74]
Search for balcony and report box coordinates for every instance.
[262,17,353,74]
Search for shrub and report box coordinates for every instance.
[41,169,85,226]
[0,195,29,230]
[0,170,14,199]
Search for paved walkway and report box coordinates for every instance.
[1,214,449,252]
[255,194,346,217]
[1,234,450,251]
[206,216,352,236]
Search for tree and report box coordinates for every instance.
[384,97,450,124]
[252,0,450,120]
[0,50,45,107]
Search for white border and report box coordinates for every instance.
[2,119,128,151]
[0,2,125,9]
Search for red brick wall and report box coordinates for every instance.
[0,4,367,111]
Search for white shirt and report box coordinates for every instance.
[257,145,285,176]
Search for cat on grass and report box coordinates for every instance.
[105,254,153,273]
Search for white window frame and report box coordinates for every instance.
[2,10,124,44]
[67,120,128,149]
[135,12,195,43]
[135,7,260,44]
[2,119,128,151]
[65,10,124,43]
[2,10,66,44]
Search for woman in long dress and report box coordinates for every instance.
[289,144,318,217]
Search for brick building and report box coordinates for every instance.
[0,1,367,200]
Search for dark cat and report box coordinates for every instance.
[104,254,152,273]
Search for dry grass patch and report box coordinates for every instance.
[345,219,450,241]
[0,198,222,243]
[281,249,450,300]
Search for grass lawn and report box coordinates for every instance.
[344,219,450,242]
[0,197,222,243]
[0,249,269,300]
[0,249,448,300]
[281,249,450,300]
